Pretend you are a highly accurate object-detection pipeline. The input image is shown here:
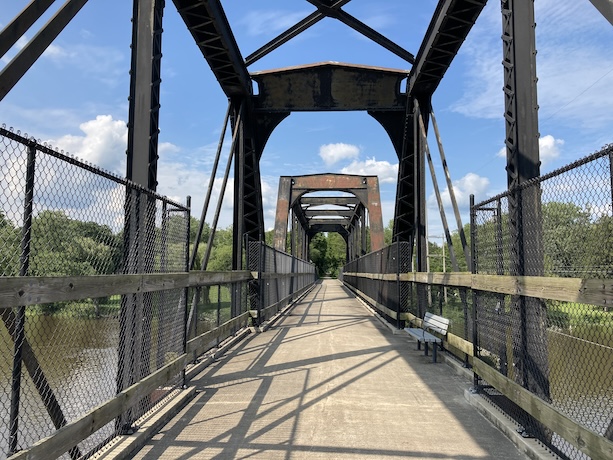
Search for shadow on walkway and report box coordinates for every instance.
[133,280,527,460]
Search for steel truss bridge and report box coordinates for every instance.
[1,1,613,459]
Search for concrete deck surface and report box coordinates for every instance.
[132,279,527,459]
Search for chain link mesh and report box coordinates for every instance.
[344,241,411,327]
[247,240,316,325]
[0,127,190,458]
[473,144,613,459]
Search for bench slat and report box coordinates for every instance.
[423,312,449,335]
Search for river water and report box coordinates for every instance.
[0,314,120,458]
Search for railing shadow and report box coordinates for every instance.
[133,279,525,460]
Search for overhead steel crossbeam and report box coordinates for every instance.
[251,62,407,113]
[172,0,251,97]
[301,196,359,206]
[246,0,351,66]
[303,208,355,219]
[246,0,413,66]
[409,0,487,98]
[305,0,414,64]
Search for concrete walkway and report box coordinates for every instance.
[133,279,527,459]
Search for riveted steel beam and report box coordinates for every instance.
[172,0,251,97]
[303,209,354,218]
[409,0,487,99]
[252,62,407,112]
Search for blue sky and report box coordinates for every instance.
[1,0,613,239]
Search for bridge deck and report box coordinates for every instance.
[133,279,526,459]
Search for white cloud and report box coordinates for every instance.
[319,143,360,166]
[538,135,564,165]
[52,115,127,174]
[240,10,311,37]
[435,172,491,209]
[427,172,491,241]
[496,134,564,166]
[159,142,181,156]
[340,158,398,183]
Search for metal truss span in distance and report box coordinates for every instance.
[272,174,384,262]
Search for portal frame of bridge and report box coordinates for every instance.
[273,174,384,261]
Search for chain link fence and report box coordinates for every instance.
[247,240,316,325]
[343,242,411,328]
[0,126,190,458]
[472,144,613,459]
[342,242,474,348]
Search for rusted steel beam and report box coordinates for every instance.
[273,177,292,251]
[252,62,407,112]
[303,209,354,218]
[272,174,385,254]
[301,196,359,206]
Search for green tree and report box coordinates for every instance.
[384,219,393,246]
[205,226,233,271]
[0,211,20,276]
[542,202,591,277]
[29,211,122,276]
[309,233,328,276]
[326,233,346,276]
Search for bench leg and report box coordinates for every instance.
[424,342,428,356]
[417,340,421,351]
[433,345,437,363]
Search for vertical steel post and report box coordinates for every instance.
[396,242,402,329]
[156,200,169,369]
[119,0,164,431]
[470,194,479,389]
[609,150,613,208]
[495,198,509,376]
[414,99,429,318]
[8,145,35,453]
[181,196,190,386]
[273,247,280,312]
[501,0,550,416]
[217,284,221,328]
[257,241,265,326]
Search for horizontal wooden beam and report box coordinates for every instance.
[186,313,250,357]
[344,272,613,309]
[0,271,253,308]
[8,352,189,460]
[8,315,253,460]
[473,358,613,460]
